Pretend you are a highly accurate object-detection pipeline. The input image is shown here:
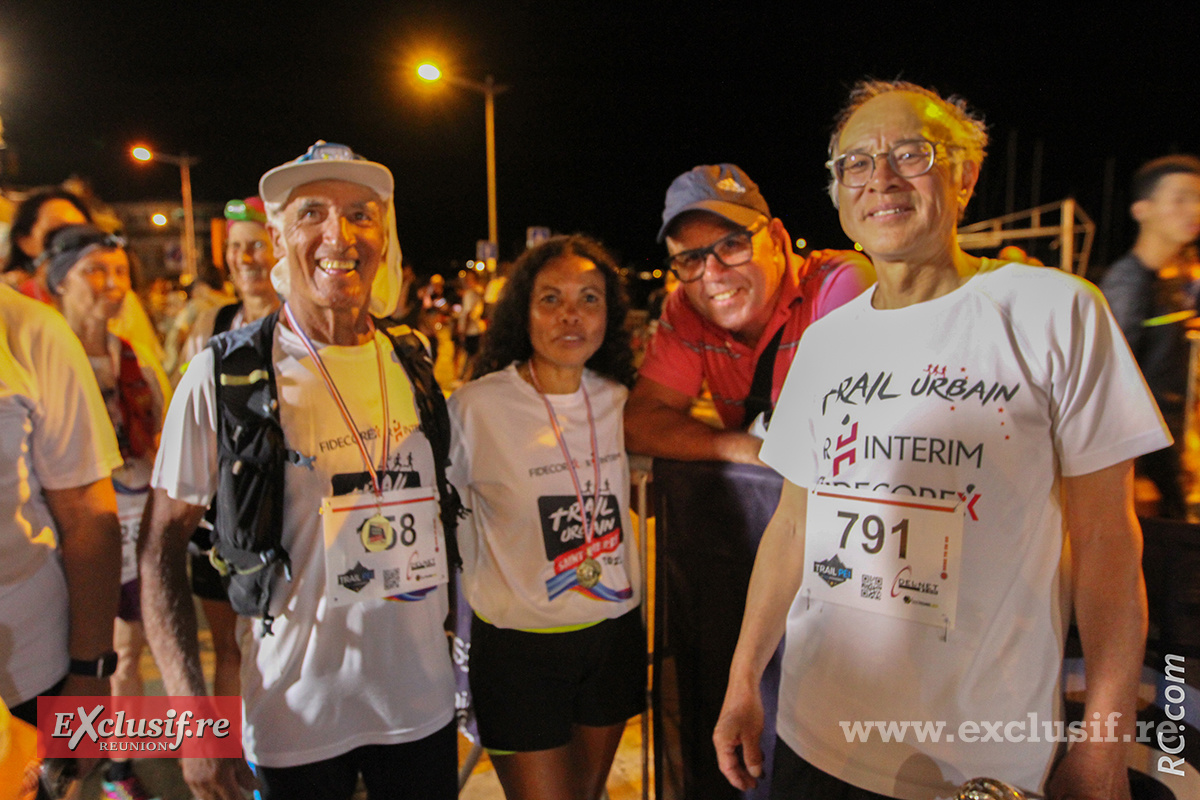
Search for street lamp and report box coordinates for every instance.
[131,145,199,282]
[417,63,508,254]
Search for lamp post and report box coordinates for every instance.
[417,63,508,254]
[131,146,199,282]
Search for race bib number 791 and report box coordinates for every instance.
[803,486,963,630]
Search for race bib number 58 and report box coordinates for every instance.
[804,486,963,629]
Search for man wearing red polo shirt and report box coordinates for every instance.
[626,163,873,463]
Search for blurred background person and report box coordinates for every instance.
[45,224,170,800]
[2,187,165,369]
[482,259,513,324]
[173,197,280,381]
[997,244,1045,267]
[455,267,487,381]
[393,260,420,327]
[418,272,452,366]
[177,196,281,700]
[2,189,92,300]
[1100,154,1200,520]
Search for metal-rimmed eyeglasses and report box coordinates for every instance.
[826,138,959,188]
[664,219,767,283]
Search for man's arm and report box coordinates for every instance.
[624,376,765,464]
[139,488,257,800]
[43,478,122,699]
[713,480,807,789]
[1047,460,1145,800]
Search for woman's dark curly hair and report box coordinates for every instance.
[474,234,636,387]
[4,189,92,273]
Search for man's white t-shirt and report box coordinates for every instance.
[760,264,1169,797]
[152,321,455,767]
[0,287,122,706]
[448,365,640,630]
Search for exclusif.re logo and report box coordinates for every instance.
[36,696,243,758]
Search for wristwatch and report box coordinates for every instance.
[68,651,119,678]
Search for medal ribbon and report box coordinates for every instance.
[283,303,390,499]
[527,360,602,552]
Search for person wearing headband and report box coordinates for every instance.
[142,142,455,800]
[448,234,643,800]
[46,223,171,800]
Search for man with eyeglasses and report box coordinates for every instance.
[715,81,1163,799]
[627,165,871,800]
[625,164,873,464]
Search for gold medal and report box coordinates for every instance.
[359,513,397,552]
[576,557,602,589]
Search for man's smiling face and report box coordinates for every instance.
[665,210,785,346]
[272,179,385,314]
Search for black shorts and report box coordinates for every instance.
[252,721,457,800]
[189,523,231,602]
[117,578,141,622]
[469,609,646,752]
[770,737,897,800]
[189,547,231,602]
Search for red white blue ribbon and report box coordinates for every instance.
[283,303,389,499]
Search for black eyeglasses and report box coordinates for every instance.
[826,138,959,188]
[664,219,767,283]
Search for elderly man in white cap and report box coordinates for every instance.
[141,142,457,800]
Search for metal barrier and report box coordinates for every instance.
[649,458,784,800]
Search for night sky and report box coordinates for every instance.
[1,1,1197,276]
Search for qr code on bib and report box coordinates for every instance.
[861,574,882,600]
[384,568,401,591]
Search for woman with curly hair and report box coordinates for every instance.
[448,234,643,800]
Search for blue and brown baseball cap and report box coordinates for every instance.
[657,163,771,242]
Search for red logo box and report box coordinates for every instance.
[36,696,242,758]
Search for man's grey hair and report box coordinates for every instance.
[826,79,989,206]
